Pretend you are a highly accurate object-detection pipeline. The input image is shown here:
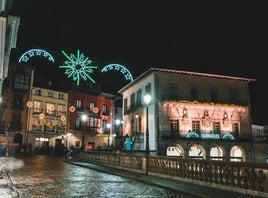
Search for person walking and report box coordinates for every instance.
[5,145,9,157]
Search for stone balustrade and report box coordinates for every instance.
[79,151,268,195]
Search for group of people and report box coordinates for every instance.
[20,143,32,155]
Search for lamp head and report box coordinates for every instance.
[144,94,151,105]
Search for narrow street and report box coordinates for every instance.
[3,155,190,197]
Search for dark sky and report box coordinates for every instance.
[9,1,267,125]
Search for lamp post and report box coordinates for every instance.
[135,114,139,132]
[144,94,151,175]
[106,123,112,147]
[81,114,88,150]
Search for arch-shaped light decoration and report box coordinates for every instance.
[59,50,98,85]
[19,49,55,63]
[101,64,133,82]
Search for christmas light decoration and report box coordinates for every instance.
[59,50,98,85]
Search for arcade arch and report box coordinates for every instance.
[166,144,184,157]
[230,145,245,162]
[210,145,224,161]
[189,144,206,159]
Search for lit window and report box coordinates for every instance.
[59,93,65,99]
[102,104,108,114]
[33,101,42,113]
[48,91,54,98]
[76,99,82,109]
[170,119,179,132]
[89,102,95,111]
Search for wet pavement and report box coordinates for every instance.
[0,155,193,197]
[1,155,267,198]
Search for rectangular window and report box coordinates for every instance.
[46,103,55,115]
[59,93,65,99]
[35,89,42,96]
[14,74,30,90]
[170,119,179,132]
[33,101,42,113]
[145,83,151,94]
[75,117,81,128]
[212,122,220,133]
[76,99,82,109]
[169,83,177,100]
[192,120,200,132]
[137,89,142,106]
[130,93,135,107]
[210,87,218,102]
[48,91,54,98]
[57,104,65,116]
[190,86,198,101]
[229,89,237,103]
[102,104,108,114]
[89,102,95,111]
[124,98,128,114]
[89,117,99,128]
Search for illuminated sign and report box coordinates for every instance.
[185,132,199,138]
[222,134,235,140]
[101,64,133,82]
[19,49,55,63]
[59,50,98,85]
[201,133,221,139]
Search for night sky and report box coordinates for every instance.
[9,1,267,125]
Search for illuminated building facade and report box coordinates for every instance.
[119,68,256,162]
[68,87,118,150]
[26,86,69,154]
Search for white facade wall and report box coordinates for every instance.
[121,73,157,151]
[119,68,254,156]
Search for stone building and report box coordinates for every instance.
[118,67,256,162]
[0,0,20,96]
[0,62,33,151]
[26,86,69,154]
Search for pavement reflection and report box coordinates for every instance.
[3,155,187,198]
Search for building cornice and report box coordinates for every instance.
[118,67,256,94]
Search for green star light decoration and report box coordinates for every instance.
[59,50,98,85]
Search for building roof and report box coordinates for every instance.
[118,67,256,94]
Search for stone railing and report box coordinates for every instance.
[79,151,268,196]
[148,157,268,193]
[80,151,144,171]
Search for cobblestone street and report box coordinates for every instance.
[1,155,189,198]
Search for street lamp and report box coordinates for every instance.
[106,123,112,147]
[144,94,151,175]
[135,114,139,132]
[115,119,123,149]
[81,114,88,150]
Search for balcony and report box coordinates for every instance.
[125,103,143,114]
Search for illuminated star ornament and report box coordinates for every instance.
[59,50,98,85]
